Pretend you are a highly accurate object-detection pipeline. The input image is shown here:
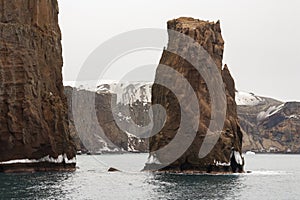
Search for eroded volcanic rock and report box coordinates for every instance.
[0,0,76,172]
[146,17,244,173]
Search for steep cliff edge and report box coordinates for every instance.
[146,17,244,173]
[0,0,76,172]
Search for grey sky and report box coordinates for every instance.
[58,0,300,102]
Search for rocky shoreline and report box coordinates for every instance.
[0,162,76,173]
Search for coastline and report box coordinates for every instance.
[0,162,76,173]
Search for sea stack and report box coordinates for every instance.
[146,17,244,173]
[0,0,76,172]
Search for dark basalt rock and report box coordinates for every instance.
[0,0,76,171]
[108,167,120,172]
[146,17,244,173]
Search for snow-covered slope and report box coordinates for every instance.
[256,104,285,122]
[64,81,151,154]
[65,81,268,107]
[97,82,152,105]
[235,91,265,106]
[67,81,300,154]
[64,80,152,105]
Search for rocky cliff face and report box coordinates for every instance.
[67,82,300,156]
[237,93,300,153]
[0,0,76,172]
[65,86,149,154]
[147,17,244,173]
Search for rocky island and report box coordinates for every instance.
[145,17,244,173]
[60,15,299,172]
[63,18,245,173]
[0,0,76,172]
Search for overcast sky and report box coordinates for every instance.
[58,0,300,102]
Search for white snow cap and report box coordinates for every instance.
[64,80,152,105]
[235,91,264,106]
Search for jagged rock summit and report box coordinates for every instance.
[146,17,244,173]
[0,0,76,172]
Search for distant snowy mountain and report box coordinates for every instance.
[64,80,152,105]
[66,81,267,106]
[235,91,265,106]
[64,84,150,154]
[65,81,300,154]
[96,82,152,105]
[237,93,300,153]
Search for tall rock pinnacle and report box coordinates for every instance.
[146,17,244,173]
[0,0,76,172]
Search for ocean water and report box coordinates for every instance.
[1,154,300,200]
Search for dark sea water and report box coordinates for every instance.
[1,154,300,200]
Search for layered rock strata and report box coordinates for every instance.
[146,17,244,173]
[0,0,76,172]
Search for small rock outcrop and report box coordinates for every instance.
[108,167,120,172]
[146,17,244,173]
[0,0,76,172]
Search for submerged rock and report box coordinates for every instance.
[146,17,244,173]
[0,0,76,172]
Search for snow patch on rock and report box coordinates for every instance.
[146,154,162,165]
[231,151,243,165]
[94,134,121,153]
[0,154,76,165]
[214,160,231,166]
[126,132,139,152]
[64,80,152,105]
[289,115,300,119]
[97,81,152,105]
[257,104,284,121]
